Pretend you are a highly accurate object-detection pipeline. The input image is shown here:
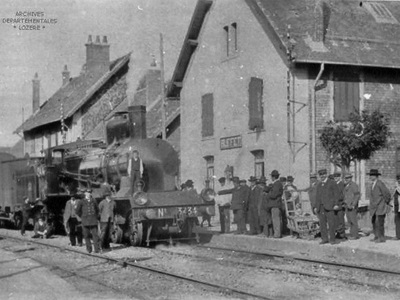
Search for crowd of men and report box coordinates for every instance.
[63,187,116,253]
[202,167,399,245]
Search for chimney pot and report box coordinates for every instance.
[87,35,92,43]
[85,35,110,75]
[102,36,108,44]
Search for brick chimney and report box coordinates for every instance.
[62,65,70,86]
[85,35,110,75]
[32,72,40,113]
[313,0,330,43]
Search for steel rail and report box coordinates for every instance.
[198,244,400,276]
[0,234,272,300]
[152,245,400,291]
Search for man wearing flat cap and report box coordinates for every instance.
[333,172,346,239]
[99,191,116,250]
[314,169,341,245]
[343,173,360,239]
[392,174,400,240]
[368,169,391,243]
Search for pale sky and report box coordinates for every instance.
[0,0,197,147]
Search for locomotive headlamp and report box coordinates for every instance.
[133,191,148,206]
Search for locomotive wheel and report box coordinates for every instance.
[130,222,143,247]
[111,225,123,244]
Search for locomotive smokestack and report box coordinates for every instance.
[128,105,147,139]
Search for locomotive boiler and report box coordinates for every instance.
[42,105,209,246]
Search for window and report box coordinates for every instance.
[251,150,265,179]
[232,23,238,52]
[204,155,215,189]
[223,22,238,58]
[248,77,264,130]
[363,2,398,24]
[333,71,360,122]
[201,93,214,137]
[223,26,229,57]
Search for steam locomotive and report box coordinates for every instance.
[6,105,212,246]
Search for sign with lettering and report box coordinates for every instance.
[220,135,242,150]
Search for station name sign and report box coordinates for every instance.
[220,135,242,150]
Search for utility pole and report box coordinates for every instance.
[160,33,166,140]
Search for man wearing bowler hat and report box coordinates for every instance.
[368,169,391,243]
[333,172,346,239]
[343,173,360,239]
[307,173,319,213]
[247,176,262,235]
[314,169,341,245]
[392,174,400,240]
[230,177,248,234]
[265,170,284,238]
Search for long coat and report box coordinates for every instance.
[265,180,283,209]
[369,180,391,216]
[64,200,81,223]
[76,198,99,226]
[315,179,341,212]
[394,188,400,213]
[231,186,249,210]
[247,185,263,220]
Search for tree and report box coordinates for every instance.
[319,110,391,172]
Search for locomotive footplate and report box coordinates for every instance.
[112,190,213,246]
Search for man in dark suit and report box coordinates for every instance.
[247,176,263,235]
[128,149,143,191]
[368,169,391,243]
[314,169,341,245]
[21,196,35,236]
[265,170,284,238]
[76,189,100,253]
[64,194,83,246]
[393,174,400,240]
[231,177,249,234]
[333,172,346,239]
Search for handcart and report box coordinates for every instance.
[283,188,320,239]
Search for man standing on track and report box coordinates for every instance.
[64,194,83,247]
[76,189,100,253]
[99,191,116,250]
[21,196,34,236]
[314,169,341,245]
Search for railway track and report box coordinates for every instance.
[193,244,400,291]
[0,233,272,300]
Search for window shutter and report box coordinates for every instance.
[202,93,214,137]
[248,77,264,130]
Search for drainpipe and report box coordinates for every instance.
[311,62,325,173]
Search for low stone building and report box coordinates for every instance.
[15,35,180,157]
